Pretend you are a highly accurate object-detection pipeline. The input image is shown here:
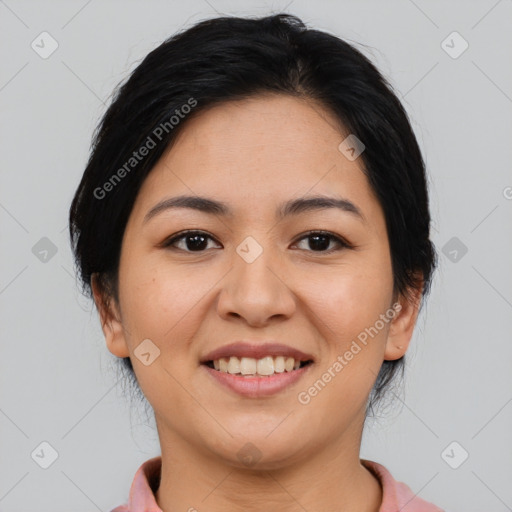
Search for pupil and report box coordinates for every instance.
[184,234,330,251]
[187,234,207,251]
[309,235,329,251]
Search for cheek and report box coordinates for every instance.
[306,263,393,341]
[297,260,393,411]
[118,264,209,419]
[300,280,392,418]
[120,259,211,343]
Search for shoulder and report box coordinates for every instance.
[109,456,163,512]
[361,459,445,512]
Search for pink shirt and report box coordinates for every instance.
[111,456,444,511]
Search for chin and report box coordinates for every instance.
[210,430,310,471]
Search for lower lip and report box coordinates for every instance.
[201,363,313,398]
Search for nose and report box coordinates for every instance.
[216,243,296,327]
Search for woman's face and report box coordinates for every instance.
[96,94,419,468]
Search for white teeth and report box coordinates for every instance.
[227,357,241,374]
[210,355,309,376]
[240,357,257,375]
[257,356,274,376]
[274,356,285,373]
[219,357,229,372]
[285,357,295,372]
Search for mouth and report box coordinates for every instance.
[199,342,315,398]
[199,342,315,397]
[202,356,314,377]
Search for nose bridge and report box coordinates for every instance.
[217,234,295,324]
[236,236,277,284]
[233,233,282,297]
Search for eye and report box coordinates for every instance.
[292,231,351,253]
[161,230,352,254]
[162,230,222,252]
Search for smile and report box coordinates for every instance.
[204,356,313,377]
[201,358,314,398]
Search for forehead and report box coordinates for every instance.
[129,94,381,223]
[169,94,346,167]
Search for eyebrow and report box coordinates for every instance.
[143,194,365,224]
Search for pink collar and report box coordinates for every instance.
[111,456,443,511]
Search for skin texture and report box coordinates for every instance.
[92,94,423,512]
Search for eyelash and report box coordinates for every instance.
[161,230,353,254]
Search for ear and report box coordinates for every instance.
[91,273,130,358]
[384,282,423,361]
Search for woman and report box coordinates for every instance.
[69,13,442,511]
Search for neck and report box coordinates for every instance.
[154,416,382,512]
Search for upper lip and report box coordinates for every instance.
[200,342,315,363]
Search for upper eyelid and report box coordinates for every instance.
[164,230,350,250]
[165,230,221,246]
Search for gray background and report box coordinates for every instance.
[1,0,511,510]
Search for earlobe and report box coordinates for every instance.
[384,284,423,361]
[91,273,130,359]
